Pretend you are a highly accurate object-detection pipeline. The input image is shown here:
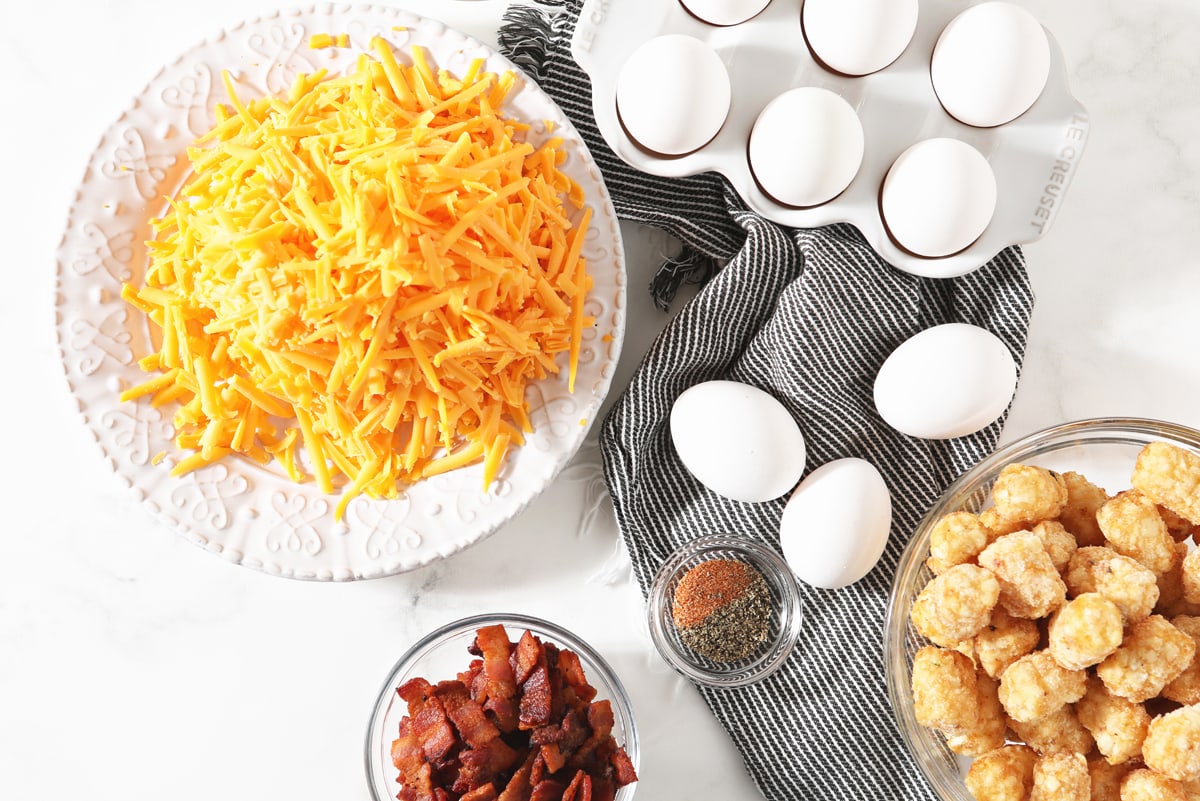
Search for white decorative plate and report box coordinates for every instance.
[54,5,626,580]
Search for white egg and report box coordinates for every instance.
[779,458,892,589]
[749,87,864,208]
[679,0,771,27]
[615,35,731,156]
[873,323,1018,440]
[880,138,997,259]
[931,1,1051,128]
[670,380,806,503]
[802,0,919,76]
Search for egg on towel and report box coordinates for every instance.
[802,0,919,76]
[931,1,1051,128]
[615,34,731,156]
[873,323,1018,440]
[779,458,893,589]
[679,0,771,26]
[670,380,806,503]
[748,87,865,208]
[880,137,997,259]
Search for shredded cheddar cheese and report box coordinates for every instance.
[122,38,594,519]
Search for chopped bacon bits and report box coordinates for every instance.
[391,627,637,801]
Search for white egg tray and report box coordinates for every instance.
[571,0,1090,278]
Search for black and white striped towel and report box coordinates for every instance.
[499,4,1035,800]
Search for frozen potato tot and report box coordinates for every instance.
[1049,592,1124,670]
[998,649,1087,723]
[927,511,991,574]
[1031,752,1088,801]
[1097,614,1196,703]
[912,646,978,736]
[947,673,1008,757]
[1164,616,1200,705]
[975,606,1041,679]
[989,463,1068,525]
[1156,542,1200,617]
[1008,703,1093,756]
[1066,546,1160,624]
[911,564,1000,647]
[1098,490,1178,575]
[1131,441,1200,526]
[1060,470,1111,547]
[966,745,1037,801]
[1121,768,1187,801]
[1143,705,1200,783]
[979,531,1067,619]
[1031,520,1078,573]
[1089,758,1133,801]
[1076,675,1150,765]
[1159,505,1199,543]
[1183,548,1200,606]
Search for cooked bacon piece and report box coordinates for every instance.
[438,681,501,748]
[476,625,518,701]
[529,779,566,801]
[412,695,457,766]
[398,677,435,710]
[610,748,637,786]
[459,659,485,689]
[540,743,566,775]
[556,650,597,705]
[392,717,436,800]
[561,771,591,801]
[460,784,498,801]
[590,777,615,801]
[520,665,554,730]
[513,630,545,686]
[452,743,524,795]
[496,751,538,801]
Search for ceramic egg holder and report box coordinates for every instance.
[572,0,1090,278]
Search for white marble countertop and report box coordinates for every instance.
[2,1,1199,799]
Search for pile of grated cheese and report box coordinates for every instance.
[121,37,595,519]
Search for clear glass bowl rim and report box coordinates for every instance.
[364,612,640,801]
[883,416,1200,800]
[647,533,804,689]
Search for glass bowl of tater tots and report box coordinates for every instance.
[884,418,1200,801]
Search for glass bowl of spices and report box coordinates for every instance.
[647,534,803,688]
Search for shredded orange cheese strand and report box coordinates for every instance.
[122,38,594,519]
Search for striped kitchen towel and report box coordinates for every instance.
[499,3,1035,800]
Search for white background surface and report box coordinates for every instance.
[2,1,1199,800]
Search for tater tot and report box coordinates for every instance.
[1008,703,1093,756]
[1097,490,1179,575]
[1031,752,1088,801]
[988,463,1069,525]
[1088,758,1132,801]
[979,531,1066,619]
[911,563,1000,647]
[998,649,1087,723]
[1032,520,1078,573]
[1121,768,1187,801]
[1131,441,1200,526]
[1066,546,1160,624]
[1075,675,1150,765]
[1163,616,1200,705]
[927,511,992,574]
[1143,706,1200,783]
[1060,470,1111,547]
[912,646,978,736]
[1049,592,1125,670]
[1183,548,1200,606]
[1159,505,1199,543]
[947,673,1008,757]
[1155,542,1200,618]
[1097,614,1196,703]
[974,606,1041,678]
[965,745,1037,801]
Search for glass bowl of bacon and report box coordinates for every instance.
[365,613,639,801]
[884,418,1200,801]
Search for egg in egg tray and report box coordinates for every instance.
[573,0,1090,278]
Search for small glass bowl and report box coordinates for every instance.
[884,417,1200,800]
[647,534,803,688]
[364,613,639,801]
